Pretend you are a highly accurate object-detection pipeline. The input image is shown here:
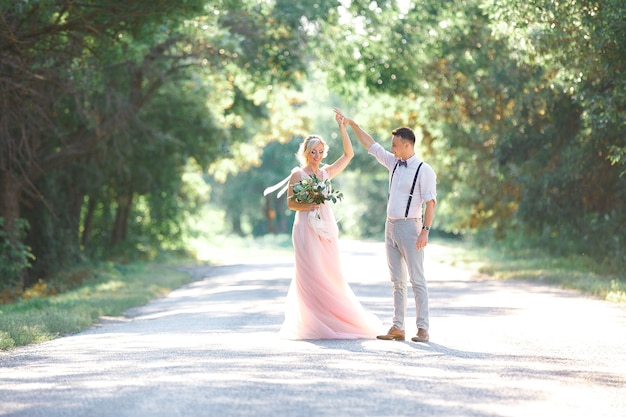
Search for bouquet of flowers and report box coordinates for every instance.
[289,174,343,204]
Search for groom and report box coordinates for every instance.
[335,108,437,343]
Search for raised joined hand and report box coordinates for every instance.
[335,111,346,127]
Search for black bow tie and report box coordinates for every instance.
[398,159,408,167]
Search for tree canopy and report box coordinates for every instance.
[1,0,624,295]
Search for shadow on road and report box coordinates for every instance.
[2,241,625,417]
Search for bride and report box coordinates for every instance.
[266,112,381,340]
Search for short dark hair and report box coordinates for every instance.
[391,127,415,145]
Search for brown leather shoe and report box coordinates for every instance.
[411,328,429,343]
[377,326,405,341]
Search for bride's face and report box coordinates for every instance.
[307,143,325,166]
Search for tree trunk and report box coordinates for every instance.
[0,170,25,288]
[120,194,132,241]
[111,194,133,246]
[232,216,243,236]
[0,171,21,232]
[265,197,276,234]
[81,196,97,249]
[277,198,288,234]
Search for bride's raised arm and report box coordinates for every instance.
[326,113,354,180]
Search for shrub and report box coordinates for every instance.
[0,218,35,295]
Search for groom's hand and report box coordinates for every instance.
[334,108,352,125]
[416,232,429,251]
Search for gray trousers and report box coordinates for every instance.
[385,218,429,331]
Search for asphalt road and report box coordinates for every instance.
[1,240,625,417]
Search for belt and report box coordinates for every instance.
[387,217,419,223]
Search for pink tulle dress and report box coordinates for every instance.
[279,169,382,340]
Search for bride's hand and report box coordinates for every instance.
[334,108,350,124]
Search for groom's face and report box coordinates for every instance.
[391,136,408,159]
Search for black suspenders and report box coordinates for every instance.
[390,161,424,218]
[405,162,424,218]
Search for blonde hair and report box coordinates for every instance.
[296,135,329,166]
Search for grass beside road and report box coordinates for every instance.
[432,239,626,304]
[1,235,623,351]
[0,262,191,351]
[0,235,294,351]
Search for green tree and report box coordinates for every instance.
[1,1,207,286]
[315,0,624,264]
[0,0,344,290]
[483,0,626,261]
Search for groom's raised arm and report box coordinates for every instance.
[334,108,375,151]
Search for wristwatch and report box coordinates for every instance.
[422,226,431,231]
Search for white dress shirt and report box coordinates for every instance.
[368,142,437,220]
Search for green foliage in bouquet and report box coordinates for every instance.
[289,174,344,204]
